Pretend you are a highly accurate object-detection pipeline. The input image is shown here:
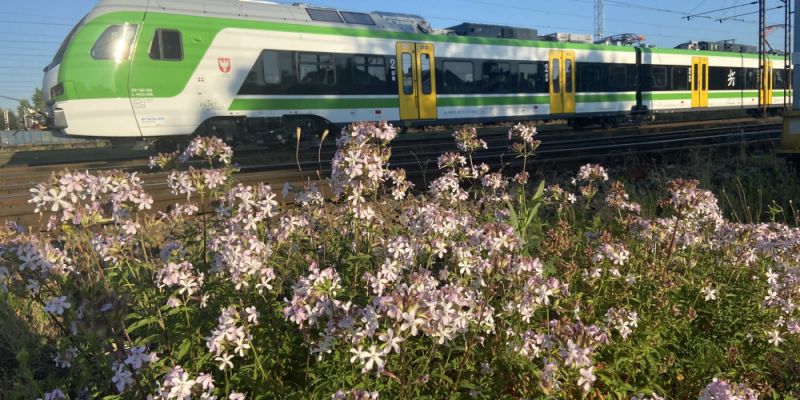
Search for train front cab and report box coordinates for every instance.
[396,42,437,122]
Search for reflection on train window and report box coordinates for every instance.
[298,53,335,85]
[482,61,510,92]
[341,12,374,25]
[149,29,183,61]
[564,59,573,93]
[650,66,667,90]
[306,8,343,23]
[608,65,625,90]
[551,59,560,93]
[442,60,474,93]
[353,55,386,85]
[672,67,689,90]
[91,24,138,60]
[402,53,413,95]
[420,53,432,94]
[261,51,281,84]
[518,62,546,93]
[774,69,787,89]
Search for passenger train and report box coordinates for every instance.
[42,0,791,140]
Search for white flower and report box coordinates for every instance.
[577,366,596,393]
[378,328,404,355]
[701,285,717,301]
[124,346,153,370]
[112,363,133,393]
[245,306,259,325]
[767,329,784,346]
[359,344,385,372]
[229,392,246,400]
[43,296,71,315]
[216,353,234,370]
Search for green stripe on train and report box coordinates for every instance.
[438,96,549,107]
[229,98,400,111]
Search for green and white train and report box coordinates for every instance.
[42,0,790,139]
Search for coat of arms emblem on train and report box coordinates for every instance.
[218,57,231,73]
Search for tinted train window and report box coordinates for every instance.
[421,54,432,94]
[608,65,625,90]
[577,63,605,92]
[298,53,335,85]
[307,8,343,23]
[442,61,474,93]
[262,51,281,84]
[149,29,183,61]
[708,67,738,90]
[672,67,689,90]
[341,12,374,25]
[651,66,667,90]
[481,61,511,92]
[353,56,386,85]
[401,53,413,94]
[518,62,546,93]
[91,24,138,60]
[775,69,787,89]
[745,68,758,90]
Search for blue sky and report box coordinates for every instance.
[0,0,791,111]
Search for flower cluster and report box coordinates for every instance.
[699,378,759,400]
[29,169,153,225]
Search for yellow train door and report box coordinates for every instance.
[396,42,437,121]
[549,50,576,114]
[691,57,709,108]
[760,60,773,105]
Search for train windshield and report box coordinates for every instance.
[45,15,86,72]
[91,24,138,62]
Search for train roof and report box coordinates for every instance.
[87,0,431,34]
[79,0,784,61]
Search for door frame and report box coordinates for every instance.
[396,42,437,120]
[691,56,709,108]
[549,50,576,114]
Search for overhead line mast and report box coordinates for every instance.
[595,0,603,43]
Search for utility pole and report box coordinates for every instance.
[758,0,766,116]
[595,0,604,43]
[784,0,791,109]
[2,109,9,131]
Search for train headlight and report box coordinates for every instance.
[50,82,64,98]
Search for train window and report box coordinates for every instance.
[481,61,511,92]
[577,64,604,92]
[306,8,343,23]
[91,24,138,61]
[651,66,667,90]
[353,56,387,85]
[775,69,787,89]
[420,54,432,94]
[518,63,546,93]
[608,65,625,90]
[298,53,335,85]
[262,51,281,84]
[693,64,699,91]
[672,67,689,90]
[341,12,375,25]
[551,59,560,93]
[149,29,183,61]
[442,61,474,93]
[565,59,573,93]
[702,64,707,91]
[745,68,758,90]
[402,53,413,94]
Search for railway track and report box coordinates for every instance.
[0,118,783,226]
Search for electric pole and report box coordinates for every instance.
[2,109,9,131]
[758,0,766,116]
[595,0,604,43]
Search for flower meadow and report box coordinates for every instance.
[1,122,800,399]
